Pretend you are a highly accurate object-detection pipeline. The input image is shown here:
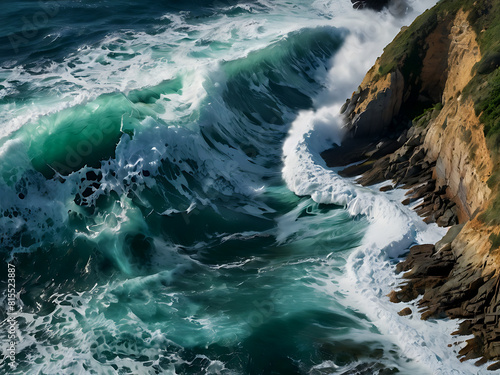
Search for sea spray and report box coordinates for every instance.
[281,0,490,373]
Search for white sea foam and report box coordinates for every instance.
[0,0,337,141]
[281,0,492,373]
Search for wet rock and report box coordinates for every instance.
[398,307,412,316]
[409,148,426,165]
[437,208,455,227]
[387,290,400,303]
[321,138,378,168]
[411,180,435,200]
[392,243,457,317]
[340,99,350,114]
[396,244,435,274]
[339,163,371,178]
[351,0,390,11]
[488,361,500,371]
[396,129,408,144]
[406,134,422,147]
[390,147,410,163]
[356,157,390,186]
[404,165,422,179]
[346,70,404,138]
[435,224,464,253]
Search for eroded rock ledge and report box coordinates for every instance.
[322,4,500,370]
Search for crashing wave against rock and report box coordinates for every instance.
[324,0,500,370]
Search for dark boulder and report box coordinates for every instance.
[398,307,412,316]
[351,0,390,11]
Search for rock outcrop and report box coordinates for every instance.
[323,1,500,369]
[351,0,412,17]
[350,0,390,11]
[342,69,405,138]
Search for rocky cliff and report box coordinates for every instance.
[323,0,500,370]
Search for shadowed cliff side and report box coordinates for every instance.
[323,0,500,370]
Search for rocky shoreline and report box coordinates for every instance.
[324,0,500,370]
[321,116,460,227]
[323,120,500,369]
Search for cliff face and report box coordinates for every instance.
[422,10,491,221]
[323,1,500,370]
[339,9,493,223]
[342,68,404,138]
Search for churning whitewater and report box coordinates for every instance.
[0,0,487,374]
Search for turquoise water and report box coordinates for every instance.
[0,1,470,374]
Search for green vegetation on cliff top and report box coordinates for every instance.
[466,0,500,226]
[377,0,500,133]
[464,0,500,141]
[377,0,500,226]
[378,0,500,81]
